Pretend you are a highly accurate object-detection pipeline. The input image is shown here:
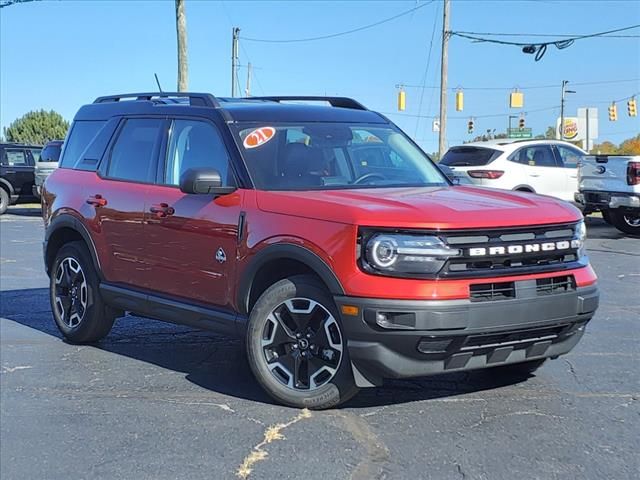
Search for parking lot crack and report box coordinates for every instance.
[236,408,312,479]
[332,411,391,480]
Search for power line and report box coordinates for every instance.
[414,0,440,138]
[450,24,640,61]
[240,1,435,43]
[453,30,640,39]
[451,24,640,46]
[381,105,560,120]
[396,78,640,91]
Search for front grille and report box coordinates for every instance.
[470,281,516,302]
[463,325,566,350]
[536,275,575,295]
[439,222,583,278]
[470,274,576,302]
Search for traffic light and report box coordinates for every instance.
[467,119,474,134]
[510,90,524,108]
[628,97,637,117]
[397,89,406,111]
[608,103,618,121]
[518,116,525,130]
[455,90,464,112]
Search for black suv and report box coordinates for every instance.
[0,142,42,214]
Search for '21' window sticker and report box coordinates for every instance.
[243,127,276,149]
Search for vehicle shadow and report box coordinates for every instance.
[1,287,534,409]
[6,205,42,217]
[584,215,627,240]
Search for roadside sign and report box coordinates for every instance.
[507,128,532,139]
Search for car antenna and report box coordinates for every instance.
[154,73,163,93]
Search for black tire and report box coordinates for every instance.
[601,210,612,225]
[0,188,9,215]
[609,209,640,236]
[246,275,359,409]
[50,241,116,343]
[493,359,546,377]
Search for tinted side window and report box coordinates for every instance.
[40,144,62,162]
[441,147,500,166]
[165,119,233,186]
[107,118,163,183]
[511,146,558,167]
[554,145,582,168]
[3,149,27,166]
[59,121,105,169]
[29,148,42,163]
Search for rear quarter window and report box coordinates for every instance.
[59,120,110,170]
[440,147,501,166]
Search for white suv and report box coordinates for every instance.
[440,139,585,202]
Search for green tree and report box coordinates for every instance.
[3,110,69,145]
[617,134,640,155]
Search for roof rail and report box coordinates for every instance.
[248,96,368,111]
[93,92,220,108]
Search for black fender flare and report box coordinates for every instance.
[44,214,102,277]
[0,177,15,196]
[237,243,345,315]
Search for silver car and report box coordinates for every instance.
[33,140,62,199]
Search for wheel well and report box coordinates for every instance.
[45,227,85,274]
[246,258,324,313]
[0,182,10,196]
[515,186,534,193]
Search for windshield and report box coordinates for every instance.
[234,123,448,190]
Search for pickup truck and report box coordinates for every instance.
[575,155,640,235]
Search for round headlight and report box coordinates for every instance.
[370,235,398,268]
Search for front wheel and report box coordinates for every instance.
[50,241,117,343]
[609,209,640,236]
[246,275,359,409]
[0,188,9,215]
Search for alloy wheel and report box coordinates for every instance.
[54,257,88,328]
[261,297,343,391]
[623,214,640,227]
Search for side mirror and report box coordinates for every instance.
[179,168,237,196]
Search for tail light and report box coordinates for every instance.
[468,170,504,179]
[627,162,640,185]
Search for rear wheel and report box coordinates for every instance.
[50,241,117,343]
[609,209,640,236]
[246,275,358,409]
[0,188,9,215]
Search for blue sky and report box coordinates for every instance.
[1,0,638,153]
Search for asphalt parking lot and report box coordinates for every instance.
[1,205,638,480]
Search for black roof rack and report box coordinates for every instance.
[93,92,220,108]
[247,96,368,111]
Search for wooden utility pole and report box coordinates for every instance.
[175,0,188,92]
[438,0,450,160]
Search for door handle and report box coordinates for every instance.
[86,194,107,207]
[149,203,175,218]
[529,174,541,177]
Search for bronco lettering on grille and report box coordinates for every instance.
[468,240,581,257]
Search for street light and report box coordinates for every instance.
[560,80,576,140]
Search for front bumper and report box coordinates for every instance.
[335,282,599,387]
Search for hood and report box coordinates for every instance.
[256,186,582,229]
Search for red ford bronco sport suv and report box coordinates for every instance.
[42,93,599,409]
